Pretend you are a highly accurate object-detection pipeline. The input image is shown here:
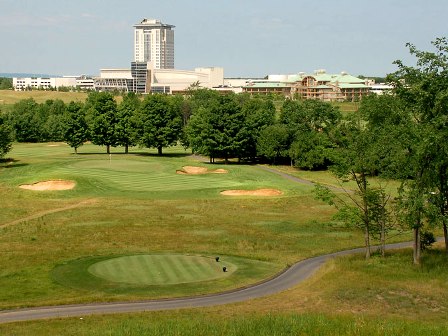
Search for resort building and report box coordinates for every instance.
[242,70,371,101]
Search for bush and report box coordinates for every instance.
[420,231,436,251]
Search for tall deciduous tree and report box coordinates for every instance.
[0,114,13,158]
[388,37,448,258]
[63,101,88,154]
[116,92,140,154]
[239,97,276,160]
[256,124,290,164]
[280,99,341,170]
[85,92,118,154]
[186,93,246,163]
[7,98,42,142]
[134,94,183,155]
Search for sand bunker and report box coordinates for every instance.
[176,166,228,175]
[220,189,283,196]
[20,180,76,191]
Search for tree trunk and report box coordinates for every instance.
[125,144,129,154]
[157,146,162,155]
[413,226,421,265]
[74,147,78,154]
[380,218,386,258]
[444,222,448,255]
[364,224,371,259]
[107,144,110,154]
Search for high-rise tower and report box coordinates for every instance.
[133,18,175,69]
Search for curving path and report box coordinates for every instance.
[0,241,417,324]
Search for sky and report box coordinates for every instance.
[1,0,447,78]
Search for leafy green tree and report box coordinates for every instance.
[134,94,183,155]
[85,92,118,154]
[257,124,290,164]
[0,77,13,90]
[7,98,42,142]
[239,97,276,160]
[116,92,140,154]
[317,112,398,259]
[42,99,67,142]
[388,37,448,257]
[186,93,246,163]
[63,101,88,154]
[290,130,332,170]
[186,105,218,162]
[280,98,341,170]
[0,114,13,158]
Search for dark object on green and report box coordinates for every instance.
[222,266,227,272]
[215,257,220,262]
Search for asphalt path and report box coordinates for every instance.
[0,241,417,324]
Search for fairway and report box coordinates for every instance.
[88,255,236,285]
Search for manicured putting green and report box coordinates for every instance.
[88,255,236,285]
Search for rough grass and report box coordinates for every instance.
[0,90,88,104]
[1,311,447,336]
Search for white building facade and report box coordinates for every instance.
[134,19,175,69]
[13,76,94,91]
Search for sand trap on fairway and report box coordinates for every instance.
[220,189,283,196]
[20,180,76,191]
[176,166,228,175]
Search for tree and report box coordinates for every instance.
[116,92,140,154]
[279,99,341,170]
[0,77,13,90]
[42,99,67,142]
[63,101,88,154]
[257,124,290,164]
[134,94,183,155]
[239,97,276,160]
[317,112,398,259]
[388,37,448,257]
[7,98,43,142]
[85,92,118,154]
[0,114,13,158]
[185,93,246,163]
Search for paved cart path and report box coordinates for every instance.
[0,241,419,324]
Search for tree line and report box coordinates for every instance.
[1,38,448,264]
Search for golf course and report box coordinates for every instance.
[1,142,447,335]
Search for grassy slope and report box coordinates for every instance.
[1,143,356,308]
[1,142,447,334]
[0,90,88,105]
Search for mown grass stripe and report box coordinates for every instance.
[162,256,188,282]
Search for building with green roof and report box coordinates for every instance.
[242,69,370,101]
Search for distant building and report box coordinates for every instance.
[94,18,224,94]
[369,83,393,95]
[94,64,224,94]
[13,76,94,91]
[242,70,371,101]
[134,18,175,69]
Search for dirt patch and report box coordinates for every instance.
[176,166,228,175]
[220,189,283,196]
[19,180,76,191]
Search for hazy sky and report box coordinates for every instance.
[1,0,447,77]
